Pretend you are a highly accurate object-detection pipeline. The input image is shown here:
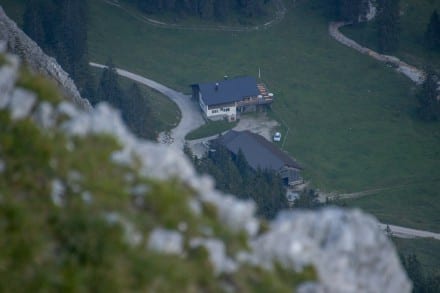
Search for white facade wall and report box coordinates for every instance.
[206,105,236,119]
[199,93,207,115]
[200,93,237,120]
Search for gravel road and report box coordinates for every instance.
[379,223,440,240]
[329,22,425,84]
[89,62,204,150]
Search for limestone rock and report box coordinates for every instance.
[249,208,411,293]
[148,228,183,255]
[190,237,238,274]
[9,88,36,120]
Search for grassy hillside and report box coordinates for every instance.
[83,0,440,231]
[1,0,439,231]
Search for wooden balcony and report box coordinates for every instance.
[236,83,274,107]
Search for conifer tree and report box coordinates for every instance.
[214,0,229,21]
[417,70,440,121]
[23,0,46,47]
[199,0,215,19]
[23,0,93,100]
[376,0,400,53]
[425,10,440,51]
[95,59,124,108]
[123,83,156,139]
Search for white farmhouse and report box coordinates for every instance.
[191,76,274,121]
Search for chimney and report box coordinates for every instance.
[215,82,219,91]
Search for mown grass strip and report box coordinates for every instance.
[185,120,237,140]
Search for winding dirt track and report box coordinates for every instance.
[101,0,287,32]
[379,224,440,240]
[89,62,204,150]
[329,22,425,84]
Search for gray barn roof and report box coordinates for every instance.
[196,76,260,106]
[216,130,302,171]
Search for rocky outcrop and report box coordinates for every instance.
[0,46,412,292]
[0,6,92,111]
[246,209,410,293]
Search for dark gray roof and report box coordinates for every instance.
[216,130,302,171]
[196,76,259,106]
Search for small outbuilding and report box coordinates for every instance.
[214,130,303,187]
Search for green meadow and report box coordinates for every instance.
[1,0,439,232]
[86,0,440,231]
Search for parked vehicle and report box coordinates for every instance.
[273,132,281,142]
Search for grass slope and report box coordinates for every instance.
[185,120,237,140]
[2,0,439,230]
[85,0,440,231]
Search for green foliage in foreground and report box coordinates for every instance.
[16,67,62,105]
[185,119,238,140]
[0,62,316,291]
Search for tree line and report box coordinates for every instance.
[318,1,440,54]
[317,0,400,54]
[23,0,159,140]
[185,141,288,219]
[23,0,94,99]
[319,0,369,23]
[399,252,440,293]
[314,0,440,121]
[93,59,159,140]
[184,140,323,219]
[134,0,271,20]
